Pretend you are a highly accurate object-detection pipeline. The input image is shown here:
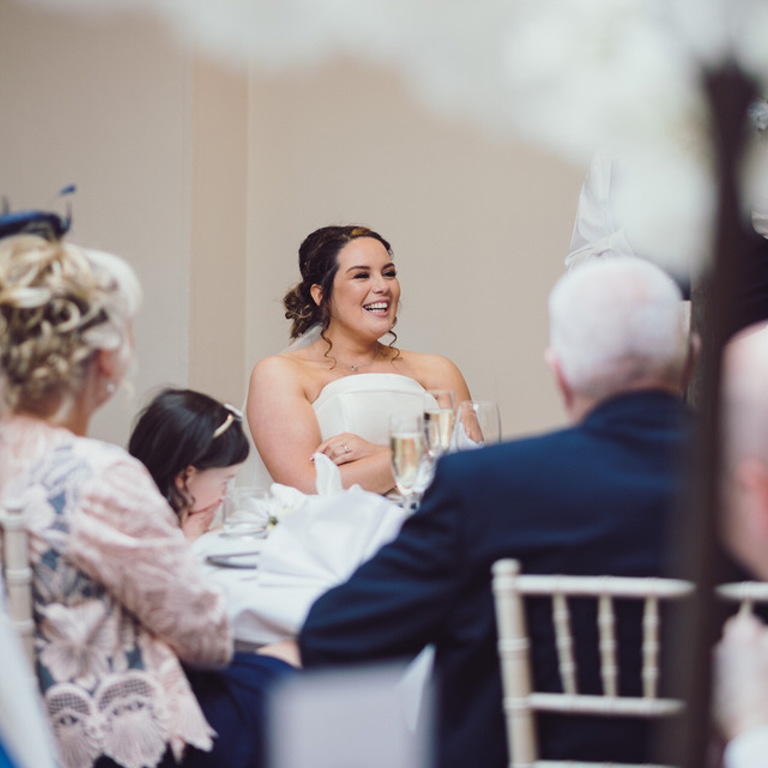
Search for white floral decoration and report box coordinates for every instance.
[12,0,768,275]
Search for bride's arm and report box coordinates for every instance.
[411,353,472,405]
[247,356,323,494]
[247,357,396,495]
[314,431,395,493]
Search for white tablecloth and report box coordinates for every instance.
[193,463,409,647]
[192,455,433,731]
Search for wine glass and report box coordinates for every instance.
[453,400,502,450]
[220,487,273,538]
[389,415,430,510]
[423,389,455,459]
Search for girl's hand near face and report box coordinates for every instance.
[180,501,219,543]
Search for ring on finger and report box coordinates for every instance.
[343,443,350,454]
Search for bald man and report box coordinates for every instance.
[714,325,768,768]
[300,257,695,768]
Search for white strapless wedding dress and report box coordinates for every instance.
[312,373,429,446]
[241,373,431,488]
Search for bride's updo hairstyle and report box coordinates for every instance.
[283,225,393,339]
[0,234,141,415]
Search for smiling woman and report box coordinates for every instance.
[246,225,471,495]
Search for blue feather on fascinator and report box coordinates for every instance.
[0,185,76,242]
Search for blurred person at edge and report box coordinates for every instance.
[714,324,768,768]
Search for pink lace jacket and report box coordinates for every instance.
[0,416,234,768]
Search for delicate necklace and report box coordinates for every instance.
[333,343,384,372]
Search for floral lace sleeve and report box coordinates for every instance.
[64,454,233,668]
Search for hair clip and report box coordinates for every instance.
[213,415,234,439]
[224,403,243,419]
[212,404,243,439]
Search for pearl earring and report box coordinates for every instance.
[106,382,116,395]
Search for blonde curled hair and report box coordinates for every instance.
[0,235,141,414]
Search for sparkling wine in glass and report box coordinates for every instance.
[390,415,428,509]
[424,389,455,459]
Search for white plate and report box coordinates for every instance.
[198,532,265,556]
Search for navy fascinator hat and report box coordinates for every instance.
[0,185,75,242]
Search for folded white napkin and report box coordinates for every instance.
[313,451,345,495]
[269,482,305,511]
[260,454,405,577]
[265,453,344,522]
[259,485,405,586]
[201,453,408,644]
[229,454,408,639]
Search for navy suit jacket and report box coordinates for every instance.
[299,391,691,768]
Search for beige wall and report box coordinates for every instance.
[2,2,587,446]
[0,3,192,445]
[189,58,249,405]
[246,60,585,438]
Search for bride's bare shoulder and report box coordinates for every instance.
[394,348,469,393]
[250,352,311,391]
[395,348,458,375]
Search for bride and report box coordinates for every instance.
[246,225,471,494]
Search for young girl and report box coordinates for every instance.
[129,388,248,541]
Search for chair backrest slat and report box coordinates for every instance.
[552,591,577,695]
[0,497,34,665]
[492,559,538,766]
[597,593,617,697]
[642,595,660,699]
[512,574,693,599]
[716,581,768,615]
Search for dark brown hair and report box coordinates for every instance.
[283,225,393,339]
[129,388,249,517]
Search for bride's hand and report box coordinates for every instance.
[316,432,385,466]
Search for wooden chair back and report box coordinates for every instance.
[716,580,768,614]
[492,558,694,768]
[0,496,34,665]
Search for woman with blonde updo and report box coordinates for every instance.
[0,235,295,768]
[246,225,471,494]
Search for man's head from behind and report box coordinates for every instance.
[723,325,768,580]
[546,257,690,421]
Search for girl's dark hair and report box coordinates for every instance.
[128,388,249,515]
[283,225,393,339]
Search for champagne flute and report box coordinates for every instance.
[453,400,502,450]
[389,415,429,510]
[423,389,455,459]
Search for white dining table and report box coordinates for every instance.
[191,468,434,731]
[192,481,409,648]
